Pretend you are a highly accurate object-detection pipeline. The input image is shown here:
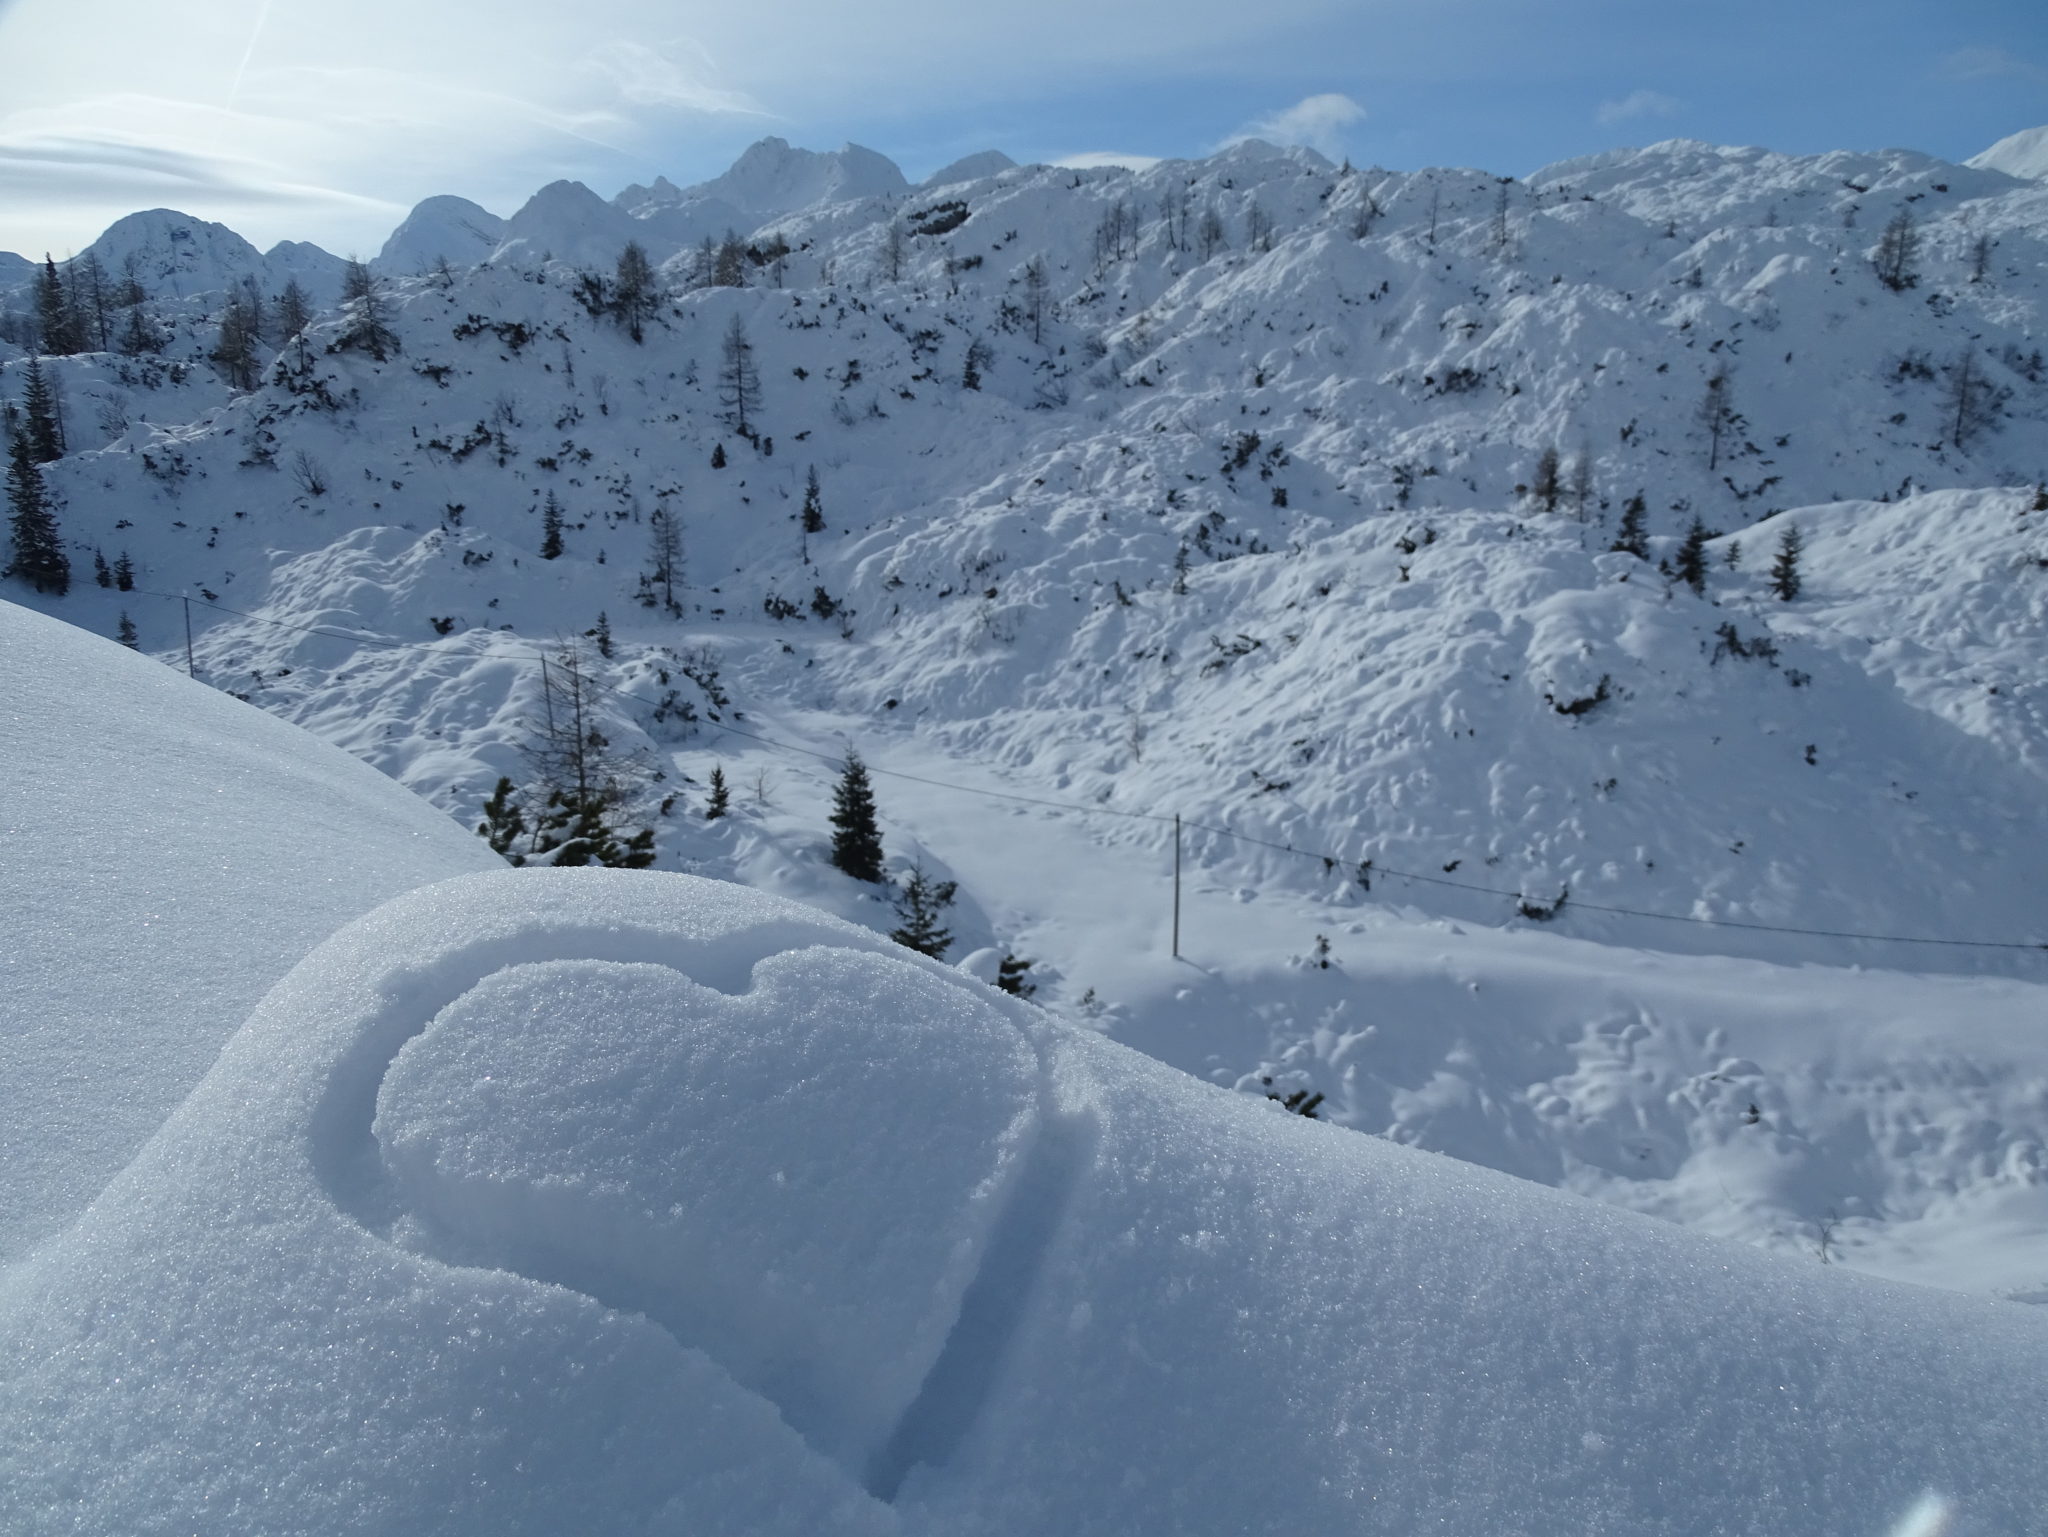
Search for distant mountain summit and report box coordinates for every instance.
[921,150,1018,189]
[661,136,908,226]
[1968,124,2048,180]
[68,209,345,302]
[376,195,507,277]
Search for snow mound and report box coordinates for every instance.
[4,867,2045,1535]
[1968,125,2048,180]
[0,599,495,1268]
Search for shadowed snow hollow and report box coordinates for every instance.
[3,869,2044,1536]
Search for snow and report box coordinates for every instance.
[4,867,2045,1535]
[0,599,495,1267]
[7,124,2048,1526]
[1967,124,2048,181]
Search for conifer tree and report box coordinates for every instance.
[93,548,110,587]
[828,750,885,882]
[116,305,161,357]
[800,465,824,559]
[1769,523,1804,601]
[336,259,398,359]
[116,611,138,649]
[704,764,730,820]
[640,502,683,615]
[477,777,528,864]
[6,434,69,595]
[35,257,78,355]
[1611,493,1649,559]
[1528,445,1562,512]
[210,294,261,391]
[70,252,112,351]
[274,278,312,340]
[995,953,1037,998]
[718,316,761,436]
[1699,371,1735,470]
[1674,517,1710,595]
[20,355,65,463]
[710,442,727,469]
[889,862,957,958]
[1873,211,1919,291]
[614,241,657,341]
[113,550,134,591]
[540,492,565,559]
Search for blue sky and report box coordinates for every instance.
[0,0,2042,256]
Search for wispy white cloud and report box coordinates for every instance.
[1228,93,1366,159]
[1939,46,2048,85]
[1596,89,1680,127]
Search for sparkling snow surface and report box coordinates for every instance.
[3,868,2046,1536]
[0,600,496,1266]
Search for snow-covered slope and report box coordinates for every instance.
[1968,124,2048,180]
[0,599,495,1268]
[2,869,2042,1536]
[8,128,2048,1292]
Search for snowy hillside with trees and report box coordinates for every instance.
[5,120,2048,1527]
[5,127,2048,1290]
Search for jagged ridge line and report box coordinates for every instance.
[132,587,2048,953]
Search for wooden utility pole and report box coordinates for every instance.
[1172,814,1182,958]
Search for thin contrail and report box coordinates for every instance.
[228,0,272,110]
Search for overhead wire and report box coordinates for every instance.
[126,585,2048,953]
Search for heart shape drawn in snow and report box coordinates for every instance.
[373,946,1046,1484]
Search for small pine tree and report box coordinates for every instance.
[20,355,65,464]
[1528,445,1562,512]
[1769,523,1804,601]
[704,764,730,820]
[5,434,69,595]
[995,952,1037,998]
[116,611,138,649]
[93,548,111,588]
[591,610,613,659]
[113,550,134,591]
[1611,493,1649,558]
[1873,211,1919,291]
[1674,517,1710,595]
[275,278,312,340]
[540,492,565,559]
[828,750,885,882]
[710,442,727,469]
[477,776,529,864]
[802,465,825,534]
[116,305,161,357]
[889,863,957,958]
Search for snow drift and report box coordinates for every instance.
[3,867,2044,1536]
[0,599,496,1267]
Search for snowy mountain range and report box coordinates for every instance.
[5,124,2048,1302]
